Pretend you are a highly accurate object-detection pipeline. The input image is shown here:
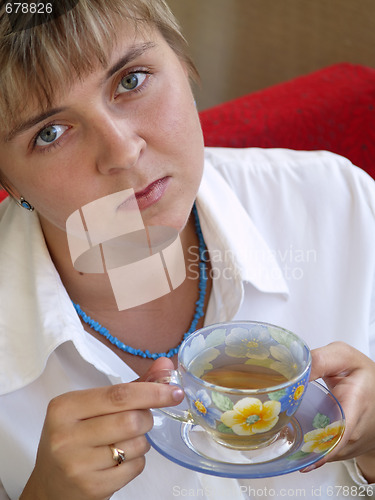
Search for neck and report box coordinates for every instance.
[39,209,199,312]
[39,209,211,374]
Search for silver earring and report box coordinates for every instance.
[19,197,34,212]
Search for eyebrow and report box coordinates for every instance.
[101,41,156,84]
[5,41,156,143]
[5,107,67,143]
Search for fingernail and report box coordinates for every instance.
[172,388,184,401]
[301,465,316,473]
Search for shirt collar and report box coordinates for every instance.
[197,156,290,296]
[0,200,125,394]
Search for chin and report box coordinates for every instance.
[142,198,195,233]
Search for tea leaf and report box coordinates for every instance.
[313,413,330,429]
[268,389,287,401]
[217,423,235,434]
[286,451,310,461]
[212,392,233,411]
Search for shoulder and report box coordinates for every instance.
[204,146,370,187]
[203,147,375,219]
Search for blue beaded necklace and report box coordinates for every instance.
[72,204,208,360]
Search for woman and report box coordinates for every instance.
[0,1,374,498]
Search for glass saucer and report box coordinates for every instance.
[146,381,345,478]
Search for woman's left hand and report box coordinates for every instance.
[304,341,375,482]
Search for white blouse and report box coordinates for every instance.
[1,148,374,499]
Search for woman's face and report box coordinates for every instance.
[0,21,204,236]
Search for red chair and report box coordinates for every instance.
[200,63,375,178]
[1,63,374,204]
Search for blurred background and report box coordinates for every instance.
[167,0,375,110]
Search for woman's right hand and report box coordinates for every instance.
[20,358,184,500]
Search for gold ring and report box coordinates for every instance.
[109,445,126,466]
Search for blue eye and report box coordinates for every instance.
[117,72,148,94]
[35,124,67,147]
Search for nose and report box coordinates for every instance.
[93,114,146,175]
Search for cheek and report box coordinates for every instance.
[32,191,78,230]
[149,76,203,148]
[151,92,205,188]
[22,160,90,230]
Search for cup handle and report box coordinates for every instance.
[145,368,194,423]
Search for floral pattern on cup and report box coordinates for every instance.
[182,329,224,376]
[185,389,222,428]
[268,372,310,416]
[224,326,273,360]
[220,397,281,436]
[269,343,304,379]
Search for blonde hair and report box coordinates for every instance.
[0,0,198,132]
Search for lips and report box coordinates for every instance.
[134,177,170,210]
[118,176,170,211]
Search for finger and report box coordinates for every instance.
[50,434,150,480]
[72,455,147,499]
[309,343,361,441]
[102,435,151,470]
[104,456,146,492]
[74,435,150,472]
[309,341,364,381]
[47,381,184,421]
[137,357,175,382]
[325,372,372,461]
[309,343,373,461]
[74,409,154,447]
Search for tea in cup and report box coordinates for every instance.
[149,321,311,450]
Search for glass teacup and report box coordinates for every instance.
[148,321,311,450]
